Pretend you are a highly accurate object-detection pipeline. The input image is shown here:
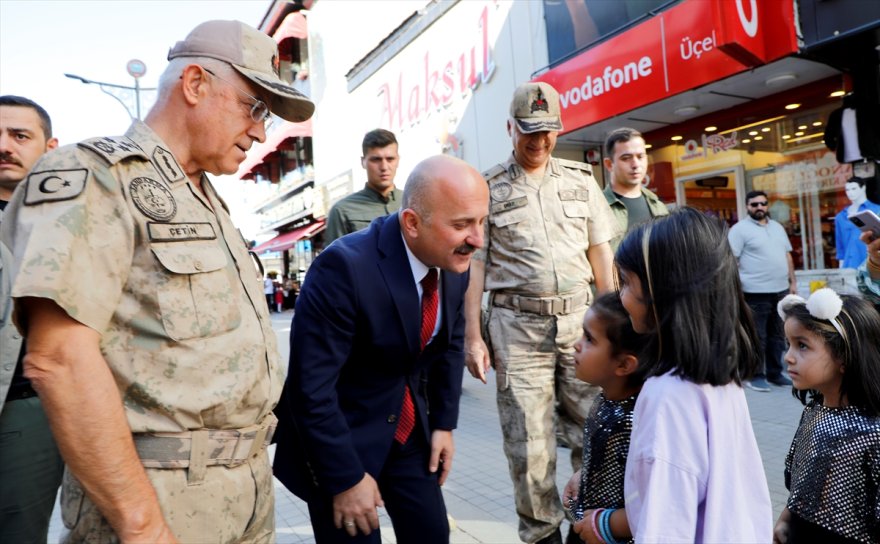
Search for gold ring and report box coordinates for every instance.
[344,521,355,527]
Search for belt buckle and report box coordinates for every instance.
[562,297,572,314]
[540,298,553,315]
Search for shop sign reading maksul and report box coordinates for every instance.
[376,3,497,132]
[537,0,798,134]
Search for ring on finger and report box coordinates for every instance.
[344,520,355,527]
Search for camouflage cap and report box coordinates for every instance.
[509,82,563,134]
[168,20,315,123]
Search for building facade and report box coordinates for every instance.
[241,0,879,285]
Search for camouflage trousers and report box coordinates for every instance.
[489,306,598,544]
[60,448,274,543]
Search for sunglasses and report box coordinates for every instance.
[749,201,769,208]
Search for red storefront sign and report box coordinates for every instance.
[536,0,797,134]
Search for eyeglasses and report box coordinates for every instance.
[748,201,769,207]
[203,68,271,124]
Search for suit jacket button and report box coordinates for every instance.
[387,414,397,423]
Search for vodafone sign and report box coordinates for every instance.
[537,0,797,134]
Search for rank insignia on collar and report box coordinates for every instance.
[152,147,185,184]
[530,89,549,114]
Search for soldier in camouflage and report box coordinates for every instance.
[0,21,314,543]
[464,82,617,544]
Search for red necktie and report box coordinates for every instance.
[394,268,439,444]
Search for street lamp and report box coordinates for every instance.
[64,59,155,119]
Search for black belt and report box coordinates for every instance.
[5,382,38,402]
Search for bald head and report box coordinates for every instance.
[400,155,488,273]
[402,155,482,219]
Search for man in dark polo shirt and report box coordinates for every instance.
[325,129,402,243]
[0,94,61,543]
[601,127,668,251]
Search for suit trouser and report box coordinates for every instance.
[489,306,599,544]
[0,395,64,544]
[306,430,449,544]
[60,448,275,543]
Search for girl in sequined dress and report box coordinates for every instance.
[562,292,645,544]
[613,208,773,543]
[773,290,880,544]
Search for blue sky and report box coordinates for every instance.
[0,0,268,144]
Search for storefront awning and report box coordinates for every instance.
[235,119,313,180]
[273,12,308,43]
[252,220,325,254]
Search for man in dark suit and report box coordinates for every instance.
[273,154,489,543]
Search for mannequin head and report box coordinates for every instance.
[845,177,867,206]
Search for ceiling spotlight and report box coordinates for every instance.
[782,135,791,139]
[786,103,801,110]
[749,130,759,136]
[830,90,845,98]
[645,144,653,149]
[795,131,804,136]
[674,105,699,116]
[812,121,822,126]
[743,139,751,143]
[754,136,763,141]
[705,126,717,132]
[798,125,807,130]
[671,135,683,141]
[765,73,797,87]
[761,127,771,132]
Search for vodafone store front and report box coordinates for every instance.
[536,0,872,280]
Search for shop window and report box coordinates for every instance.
[645,101,858,272]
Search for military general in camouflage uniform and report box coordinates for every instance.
[464,82,617,544]
[0,21,314,543]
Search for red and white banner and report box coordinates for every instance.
[536,0,798,134]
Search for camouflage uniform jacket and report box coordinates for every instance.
[475,154,616,296]
[0,120,283,433]
[602,183,669,251]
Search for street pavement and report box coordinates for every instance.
[48,309,804,543]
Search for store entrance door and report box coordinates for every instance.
[674,166,744,227]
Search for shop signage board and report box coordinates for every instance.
[536,0,798,133]
[376,3,498,133]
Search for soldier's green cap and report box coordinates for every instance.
[168,20,315,123]
[509,82,563,134]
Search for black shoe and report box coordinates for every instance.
[536,528,563,544]
[769,374,793,387]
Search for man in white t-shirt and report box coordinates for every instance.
[728,190,795,391]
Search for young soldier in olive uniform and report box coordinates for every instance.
[465,82,616,544]
[324,129,402,243]
[0,21,314,543]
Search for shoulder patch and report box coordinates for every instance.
[24,169,89,205]
[78,136,146,165]
[557,158,593,175]
[129,177,177,222]
[481,164,506,182]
